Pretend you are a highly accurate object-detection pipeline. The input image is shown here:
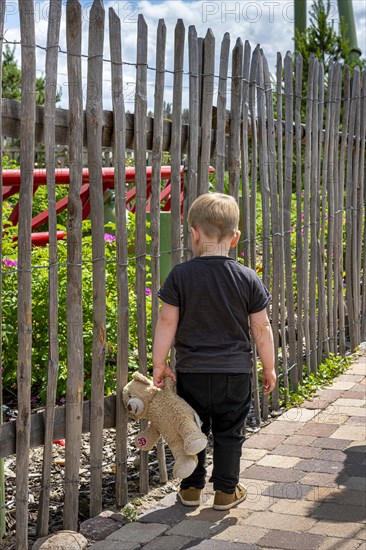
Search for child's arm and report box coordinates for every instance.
[249,308,276,394]
[153,302,179,388]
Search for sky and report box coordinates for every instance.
[2,0,366,110]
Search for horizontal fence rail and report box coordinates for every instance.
[0,0,365,547]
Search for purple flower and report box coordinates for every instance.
[104,233,116,242]
[145,288,152,296]
[240,252,244,257]
[3,259,18,267]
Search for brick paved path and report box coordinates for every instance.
[89,353,366,550]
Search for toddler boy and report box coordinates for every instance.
[153,192,276,510]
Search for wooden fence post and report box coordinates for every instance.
[109,6,129,507]
[294,52,303,384]
[215,32,230,194]
[64,0,84,531]
[276,53,288,391]
[87,0,106,518]
[171,19,185,269]
[134,14,149,495]
[199,29,215,195]
[16,2,36,548]
[37,0,62,537]
[151,19,168,484]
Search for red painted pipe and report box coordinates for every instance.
[1,166,180,188]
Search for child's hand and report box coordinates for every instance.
[262,367,277,394]
[153,364,176,388]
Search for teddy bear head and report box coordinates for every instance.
[122,372,159,420]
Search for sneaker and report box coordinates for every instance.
[178,487,202,506]
[213,483,247,511]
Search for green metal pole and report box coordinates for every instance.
[294,0,307,52]
[337,0,362,63]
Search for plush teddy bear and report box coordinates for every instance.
[122,372,207,479]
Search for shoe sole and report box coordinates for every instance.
[212,492,247,511]
[177,494,201,507]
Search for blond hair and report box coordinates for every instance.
[187,193,239,241]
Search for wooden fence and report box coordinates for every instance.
[0,0,365,547]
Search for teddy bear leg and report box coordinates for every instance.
[184,436,207,456]
[173,455,198,479]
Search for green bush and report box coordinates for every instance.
[1,213,152,403]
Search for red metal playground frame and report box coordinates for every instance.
[2,165,207,246]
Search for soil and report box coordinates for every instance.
[0,410,269,550]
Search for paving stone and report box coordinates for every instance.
[188,540,257,550]
[242,434,286,450]
[283,434,316,446]
[88,542,140,550]
[106,523,169,543]
[260,421,301,436]
[315,412,349,424]
[320,489,366,507]
[262,483,313,500]
[277,408,321,422]
[242,465,304,483]
[186,505,252,522]
[316,389,343,401]
[244,479,274,500]
[212,525,269,544]
[142,534,198,550]
[337,374,364,383]
[239,459,255,470]
[257,454,301,469]
[242,448,268,461]
[346,363,366,376]
[301,399,330,410]
[345,416,366,426]
[310,437,352,450]
[341,390,366,400]
[335,406,366,417]
[304,486,342,502]
[330,381,356,390]
[342,476,366,492]
[273,444,322,459]
[238,495,274,511]
[318,449,348,462]
[294,458,345,474]
[316,536,363,550]
[332,398,366,408]
[330,425,366,440]
[308,520,365,538]
[311,502,366,523]
[269,499,320,516]
[344,442,366,452]
[256,529,324,550]
[296,423,337,437]
[166,519,222,539]
[138,504,188,526]
[241,510,316,531]
[344,463,366,477]
[298,471,346,486]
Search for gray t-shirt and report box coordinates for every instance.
[158,255,271,374]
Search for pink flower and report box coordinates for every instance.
[3,259,17,267]
[145,288,152,296]
[104,233,116,242]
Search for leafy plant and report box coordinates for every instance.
[278,353,352,408]
[1,214,152,403]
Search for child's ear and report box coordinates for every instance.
[231,229,241,247]
[190,226,200,243]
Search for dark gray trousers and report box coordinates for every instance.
[177,372,252,493]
